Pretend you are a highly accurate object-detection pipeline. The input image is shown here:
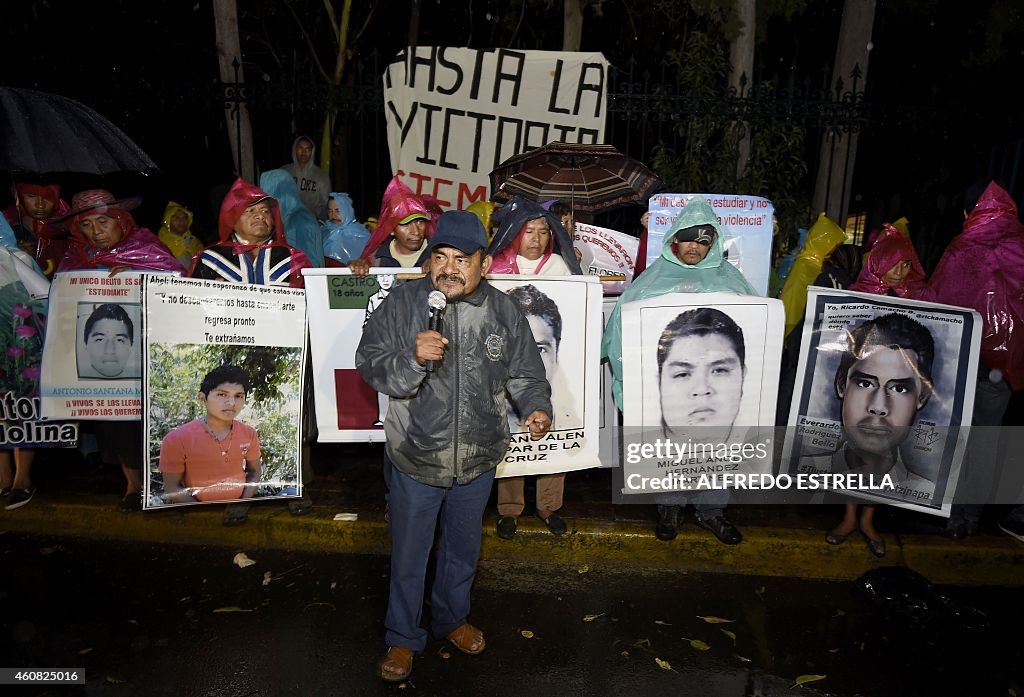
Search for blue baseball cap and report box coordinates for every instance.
[427,211,488,255]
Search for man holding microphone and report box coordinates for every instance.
[356,210,552,683]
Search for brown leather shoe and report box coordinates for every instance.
[376,646,414,682]
[446,623,486,655]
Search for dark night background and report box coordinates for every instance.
[2,0,1021,266]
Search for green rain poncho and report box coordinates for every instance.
[601,196,756,408]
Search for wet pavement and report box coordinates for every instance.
[2,533,1022,697]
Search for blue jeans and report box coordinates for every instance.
[384,464,495,652]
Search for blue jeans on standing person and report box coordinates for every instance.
[384,461,496,653]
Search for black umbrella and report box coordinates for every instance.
[489,142,660,213]
[0,87,158,176]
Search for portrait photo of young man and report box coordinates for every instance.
[802,312,936,493]
[76,302,141,380]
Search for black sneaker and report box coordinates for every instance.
[696,516,743,545]
[5,487,36,511]
[496,516,518,540]
[997,518,1024,543]
[655,505,680,541]
[118,492,142,513]
[0,486,11,498]
[288,498,313,516]
[536,512,567,536]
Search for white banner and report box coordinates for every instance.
[620,293,784,495]
[40,271,148,420]
[573,222,639,295]
[781,288,981,517]
[383,48,609,208]
[141,275,307,510]
[646,193,774,296]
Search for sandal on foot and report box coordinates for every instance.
[825,528,854,545]
[376,646,413,682]
[223,502,251,526]
[446,623,486,655]
[863,533,886,558]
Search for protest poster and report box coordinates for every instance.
[304,268,399,443]
[141,275,306,510]
[573,222,639,295]
[39,271,146,420]
[383,48,609,207]
[489,275,603,477]
[781,288,981,517]
[1,253,76,448]
[646,194,774,296]
[619,293,784,498]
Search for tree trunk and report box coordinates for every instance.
[213,0,256,182]
[563,0,583,52]
[729,0,756,180]
[408,0,421,48]
[812,0,876,225]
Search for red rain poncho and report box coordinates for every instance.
[929,182,1024,389]
[850,224,934,301]
[190,178,311,288]
[58,206,184,274]
[358,176,436,263]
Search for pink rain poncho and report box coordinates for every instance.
[850,224,934,301]
[929,182,1024,389]
[358,176,437,263]
[58,202,184,274]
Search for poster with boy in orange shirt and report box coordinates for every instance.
[159,365,262,503]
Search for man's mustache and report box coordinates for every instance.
[436,273,465,284]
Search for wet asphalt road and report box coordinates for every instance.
[1,533,1021,697]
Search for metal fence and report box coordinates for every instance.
[214,53,875,230]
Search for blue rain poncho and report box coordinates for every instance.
[259,169,325,266]
[602,196,756,408]
[322,192,369,264]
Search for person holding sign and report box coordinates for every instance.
[349,176,436,274]
[486,198,581,539]
[603,195,755,545]
[356,211,551,683]
[813,313,936,557]
[495,284,574,538]
[159,365,262,505]
[487,196,582,276]
[189,178,313,523]
[817,226,937,557]
[54,189,184,513]
[190,178,312,289]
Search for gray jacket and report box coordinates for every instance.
[356,276,552,487]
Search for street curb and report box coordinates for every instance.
[3,495,1023,586]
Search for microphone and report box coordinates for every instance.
[425,290,447,373]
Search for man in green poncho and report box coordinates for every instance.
[603,195,755,545]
